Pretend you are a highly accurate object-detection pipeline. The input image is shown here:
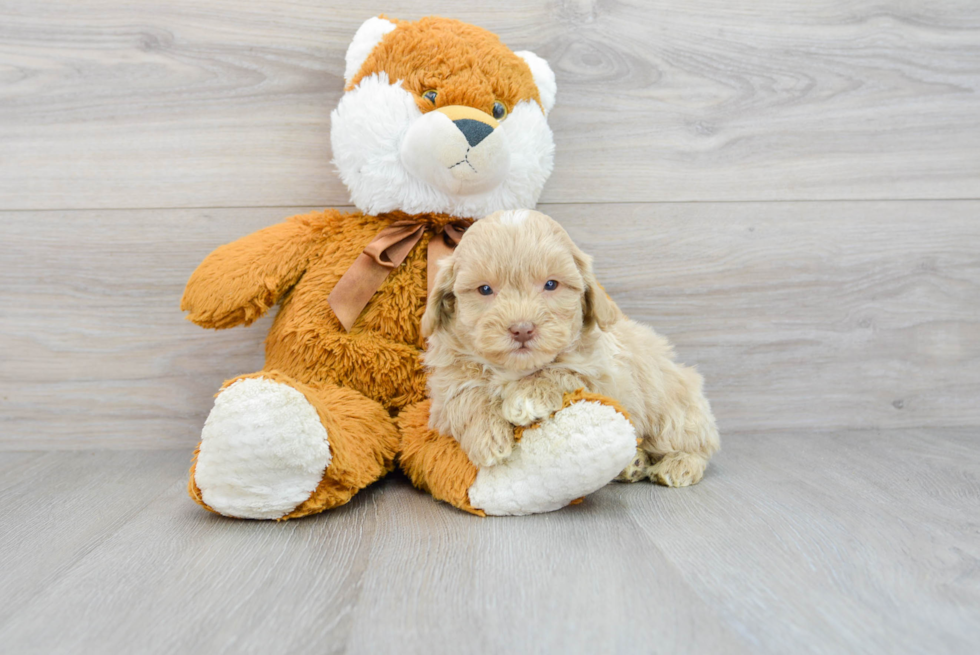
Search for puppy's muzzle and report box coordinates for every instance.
[400,105,511,196]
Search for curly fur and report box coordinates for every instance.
[422,210,720,484]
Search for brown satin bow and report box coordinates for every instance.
[327,220,467,332]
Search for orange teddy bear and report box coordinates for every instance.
[182,16,638,519]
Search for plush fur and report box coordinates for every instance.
[332,16,555,219]
[183,16,636,519]
[188,369,401,520]
[343,17,397,85]
[397,400,485,516]
[194,377,332,519]
[469,396,637,515]
[423,210,720,485]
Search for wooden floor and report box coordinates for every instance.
[1,430,978,654]
[2,0,979,653]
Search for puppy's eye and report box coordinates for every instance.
[478,285,494,296]
[543,280,559,291]
[423,90,438,104]
[492,101,507,120]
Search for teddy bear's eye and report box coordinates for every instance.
[423,90,438,104]
[478,284,494,296]
[544,280,558,291]
[492,101,507,120]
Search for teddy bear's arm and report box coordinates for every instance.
[181,217,316,329]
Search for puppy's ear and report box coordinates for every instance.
[572,245,620,330]
[422,254,458,338]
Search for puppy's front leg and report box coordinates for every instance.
[501,370,586,427]
[441,387,515,468]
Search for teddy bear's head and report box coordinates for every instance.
[331,16,557,220]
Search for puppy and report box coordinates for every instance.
[421,209,720,486]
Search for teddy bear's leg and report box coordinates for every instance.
[188,371,398,520]
[398,391,637,516]
[397,400,485,516]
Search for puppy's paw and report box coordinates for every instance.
[616,449,651,483]
[462,418,515,468]
[647,451,707,487]
[501,385,564,427]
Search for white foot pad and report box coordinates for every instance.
[195,377,331,519]
[469,401,637,516]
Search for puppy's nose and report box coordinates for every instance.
[509,322,536,344]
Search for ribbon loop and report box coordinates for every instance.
[328,219,467,332]
[362,221,426,268]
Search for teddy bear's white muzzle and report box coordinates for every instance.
[400,108,511,196]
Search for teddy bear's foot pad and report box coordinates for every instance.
[469,400,637,516]
[195,377,331,519]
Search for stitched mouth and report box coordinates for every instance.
[449,147,478,174]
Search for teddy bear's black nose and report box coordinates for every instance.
[453,119,494,147]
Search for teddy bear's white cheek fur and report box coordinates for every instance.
[330,72,555,220]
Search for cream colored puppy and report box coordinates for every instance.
[421,209,720,487]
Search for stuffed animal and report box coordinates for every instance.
[181,15,638,519]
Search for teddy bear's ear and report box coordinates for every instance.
[514,50,557,115]
[344,16,397,86]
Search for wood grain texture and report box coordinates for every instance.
[0,451,190,624]
[624,427,980,654]
[2,2,977,652]
[1,201,976,449]
[0,207,285,449]
[0,431,976,654]
[1,1,979,210]
[559,201,980,434]
[343,480,751,655]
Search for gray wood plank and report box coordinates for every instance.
[0,207,292,449]
[0,463,383,655]
[0,451,46,481]
[1,201,977,449]
[344,481,753,655]
[1,1,978,210]
[558,200,980,434]
[621,428,980,654]
[0,450,190,623]
[0,432,976,654]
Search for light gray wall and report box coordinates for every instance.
[1,1,978,448]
